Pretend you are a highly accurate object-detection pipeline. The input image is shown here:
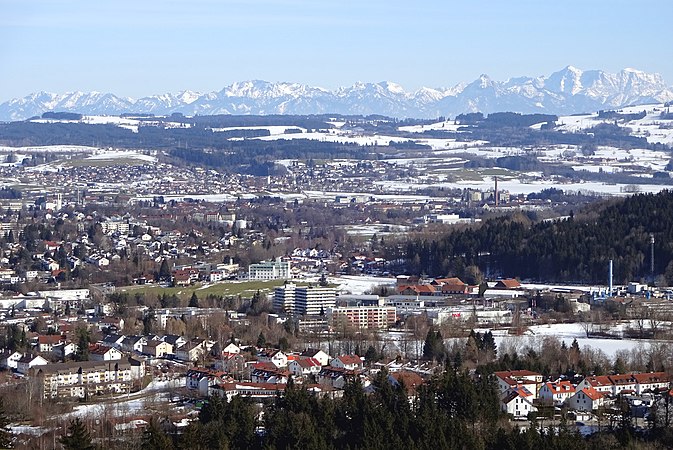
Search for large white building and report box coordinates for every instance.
[327,306,397,330]
[274,284,336,316]
[248,259,291,280]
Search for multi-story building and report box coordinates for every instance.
[248,259,291,280]
[275,284,336,316]
[36,360,132,399]
[327,306,397,330]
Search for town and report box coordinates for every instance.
[0,109,672,448]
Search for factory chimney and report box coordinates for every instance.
[608,259,613,297]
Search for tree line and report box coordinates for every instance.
[398,191,673,283]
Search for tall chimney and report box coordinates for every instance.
[650,234,655,281]
[494,176,499,206]
[608,259,613,297]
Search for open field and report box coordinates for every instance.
[120,279,286,299]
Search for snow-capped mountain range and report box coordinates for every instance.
[1,66,672,121]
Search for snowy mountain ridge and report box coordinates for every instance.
[1,66,671,121]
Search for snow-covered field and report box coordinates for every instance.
[555,103,673,145]
[329,275,396,295]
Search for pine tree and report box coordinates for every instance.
[75,326,90,361]
[141,417,174,450]
[188,292,199,308]
[158,259,171,281]
[60,418,95,450]
[256,332,266,348]
[0,397,13,449]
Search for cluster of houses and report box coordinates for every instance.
[185,345,425,401]
[496,370,672,419]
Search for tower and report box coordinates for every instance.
[608,259,613,297]
[650,234,655,281]
[494,176,499,206]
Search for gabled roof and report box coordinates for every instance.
[294,357,321,369]
[495,278,521,289]
[579,387,604,401]
[300,348,326,358]
[390,371,424,392]
[503,387,533,405]
[38,335,64,345]
[608,374,635,385]
[632,372,670,384]
[583,375,612,387]
[543,381,576,395]
[337,355,362,366]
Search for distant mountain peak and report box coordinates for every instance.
[1,66,671,121]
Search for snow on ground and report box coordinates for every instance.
[211,125,306,135]
[329,275,396,295]
[506,322,647,358]
[0,145,98,153]
[374,176,671,197]
[252,130,411,146]
[399,120,463,133]
[555,103,673,145]
[86,150,157,163]
[340,224,410,236]
[302,190,432,202]
[10,425,49,436]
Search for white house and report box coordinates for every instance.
[539,381,576,406]
[142,340,173,358]
[288,358,322,378]
[222,343,241,354]
[300,348,330,366]
[52,343,77,361]
[502,387,537,418]
[0,350,23,370]
[186,368,228,397]
[17,354,49,374]
[257,350,288,368]
[633,372,670,394]
[577,375,614,395]
[495,370,543,399]
[330,355,363,371]
[568,387,605,411]
[121,336,147,353]
[89,344,123,362]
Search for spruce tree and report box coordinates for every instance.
[188,292,199,308]
[59,418,95,450]
[141,417,174,450]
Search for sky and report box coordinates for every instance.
[0,0,671,101]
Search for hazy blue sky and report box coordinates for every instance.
[0,0,671,100]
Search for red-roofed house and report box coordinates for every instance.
[88,344,123,362]
[633,372,670,394]
[577,375,614,395]
[494,279,522,289]
[433,277,469,294]
[37,335,65,353]
[397,284,437,296]
[495,370,543,399]
[502,387,537,418]
[331,355,363,371]
[568,387,605,411]
[288,358,322,378]
[539,381,576,405]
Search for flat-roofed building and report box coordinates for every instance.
[248,259,291,280]
[328,306,396,330]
